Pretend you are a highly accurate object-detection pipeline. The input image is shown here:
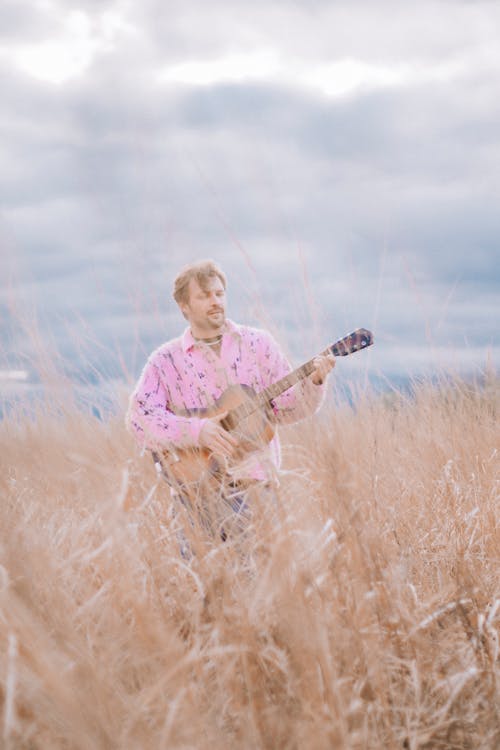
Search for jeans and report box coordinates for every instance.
[171,480,277,560]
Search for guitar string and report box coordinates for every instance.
[224,332,370,426]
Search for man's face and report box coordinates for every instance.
[180,275,226,335]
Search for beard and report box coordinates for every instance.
[205,308,226,330]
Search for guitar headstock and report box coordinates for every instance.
[329,328,374,357]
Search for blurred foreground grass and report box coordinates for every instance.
[1,375,499,749]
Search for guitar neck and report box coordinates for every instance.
[226,328,374,427]
[257,327,374,405]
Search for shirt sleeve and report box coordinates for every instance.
[126,355,208,451]
[257,331,325,425]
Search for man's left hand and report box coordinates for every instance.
[310,353,336,385]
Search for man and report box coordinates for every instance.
[127,260,335,535]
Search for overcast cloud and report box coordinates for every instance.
[0,0,499,393]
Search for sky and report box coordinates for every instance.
[1,0,499,393]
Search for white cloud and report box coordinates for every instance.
[158,49,280,87]
[1,7,135,84]
[301,57,467,97]
[1,0,499,380]
[157,51,469,99]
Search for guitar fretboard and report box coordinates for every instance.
[227,328,373,426]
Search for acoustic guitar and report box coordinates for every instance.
[153,327,373,495]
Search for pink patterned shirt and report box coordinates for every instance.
[127,319,324,480]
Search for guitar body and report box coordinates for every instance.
[155,328,374,497]
[159,383,276,493]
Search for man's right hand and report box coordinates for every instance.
[199,412,239,458]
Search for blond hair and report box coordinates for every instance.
[173,260,227,305]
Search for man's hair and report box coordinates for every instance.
[173,260,227,305]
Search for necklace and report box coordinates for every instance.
[194,334,223,347]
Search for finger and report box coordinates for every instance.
[316,355,335,374]
[220,429,238,447]
[205,426,236,452]
[312,358,326,375]
[311,357,332,384]
[212,438,235,458]
[213,412,239,445]
[213,410,228,423]
[319,354,335,369]
[210,416,238,445]
[217,428,238,450]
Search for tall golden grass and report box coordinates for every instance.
[1,373,499,749]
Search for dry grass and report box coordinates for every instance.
[1,374,499,749]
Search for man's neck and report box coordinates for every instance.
[190,322,226,341]
[192,332,223,344]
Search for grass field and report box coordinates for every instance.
[1,373,499,749]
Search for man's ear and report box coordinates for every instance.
[179,302,189,320]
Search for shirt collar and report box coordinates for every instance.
[181,318,242,352]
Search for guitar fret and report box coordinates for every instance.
[301,362,314,376]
